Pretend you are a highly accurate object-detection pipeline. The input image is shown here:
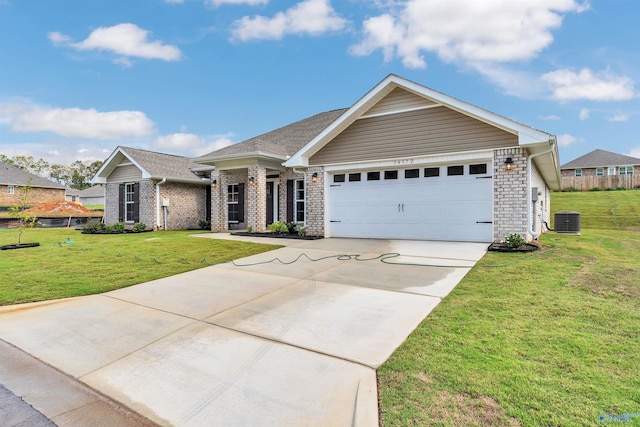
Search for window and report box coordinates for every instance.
[333,174,345,183]
[8,185,14,195]
[367,171,380,181]
[619,166,634,175]
[384,170,398,180]
[469,164,487,175]
[608,167,616,176]
[405,169,419,178]
[228,184,239,222]
[575,169,582,177]
[596,168,604,176]
[125,183,135,222]
[348,173,361,182]
[424,167,440,177]
[447,165,464,176]
[295,180,305,222]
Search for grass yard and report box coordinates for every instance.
[0,228,279,305]
[379,190,640,426]
[551,189,640,230]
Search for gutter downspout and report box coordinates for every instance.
[527,139,557,240]
[156,178,166,230]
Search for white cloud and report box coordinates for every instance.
[557,133,580,147]
[539,114,560,120]
[579,108,590,120]
[207,0,267,5]
[231,0,348,41]
[469,63,545,99]
[608,113,629,122]
[51,23,182,64]
[0,102,155,139]
[350,0,589,69]
[48,31,71,44]
[153,132,234,156]
[629,148,640,159]
[541,68,636,102]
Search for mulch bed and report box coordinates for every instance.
[231,232,323,240]
[487,243,539,252]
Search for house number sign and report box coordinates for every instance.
[393,159,414,165]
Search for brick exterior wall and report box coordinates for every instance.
[493,148,528,242]
[0,185,65,207]
[210,169,226,232]
[105,180,205,230]
[247,166,267,232]
[304,166,324,236]
[158,182,207,230]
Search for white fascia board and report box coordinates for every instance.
[198,151,287,163]
[91,146,150,181]
[149,176,210,185]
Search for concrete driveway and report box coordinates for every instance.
[0,236,486,426]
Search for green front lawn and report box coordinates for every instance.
[379,190,640,426]
[0,228,279,305]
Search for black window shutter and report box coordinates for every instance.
[133,182,140,222]
[286,179,294,222]
[237,183,245,223]
[118,184,125,222]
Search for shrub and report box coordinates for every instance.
[268,221,289,234]
[297,225,306,237]
[132,222,147,233]
[247,225,253,233]
[285,221,297,234]
[589,187,602,191]
[563,187,578,192]
[108,222,125,234]
[82,220,106,234]
[198,220,210,230]
[504,233,526,249]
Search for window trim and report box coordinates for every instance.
[8,185,14,195]
[574,169,582,177]
[294,179,305,223]
[608,167,616,176]
[124,183,136,223]
[619,166,634,175]
[596,168,604,176]
[227,184,239,223]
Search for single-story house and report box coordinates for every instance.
[560,149,639,190]
[78,185,105,207]
[92,147,211,230]
[65,187,81,203]
[0,161,66,208]
[96,74,561,242]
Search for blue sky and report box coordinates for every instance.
[0,0,638,167]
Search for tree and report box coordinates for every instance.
[0,154,49,175]
[8,180,41,246]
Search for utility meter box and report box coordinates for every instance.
[162,197,170,207]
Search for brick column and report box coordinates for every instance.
[247,166,267,232]
[305,166,325,236]
[210,169,228,232]
[493,148,527,242]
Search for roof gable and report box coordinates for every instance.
[561,149,640,169]
[0,161,65,189]
[92,146,207,184]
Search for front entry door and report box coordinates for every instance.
[266,181,274,226]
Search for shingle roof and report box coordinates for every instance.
[196,108,348,161]
[120,147,205,181]
[560,149,640,169]
[78,185,105,198]
[0,161,66,189]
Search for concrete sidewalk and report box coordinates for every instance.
[0,236,486,426]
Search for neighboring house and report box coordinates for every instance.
[97,74,561,242]
[560,149,640,190]
[92,147,211,230]
[0,161,66,207]
[78,185,105,207]
[65,187,81,203]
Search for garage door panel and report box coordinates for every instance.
[329,164,493,242]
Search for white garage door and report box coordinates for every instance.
[328,163,493,242]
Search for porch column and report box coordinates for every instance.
[210,169,228,232]
[247,166,267,232]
